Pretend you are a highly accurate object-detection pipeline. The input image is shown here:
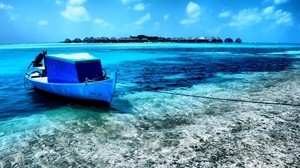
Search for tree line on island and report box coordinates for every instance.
[62,35,242,44]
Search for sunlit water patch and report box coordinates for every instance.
[269,50,300,56]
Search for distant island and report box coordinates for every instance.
[62,35,242,44]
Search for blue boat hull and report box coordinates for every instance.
[25,72,117,104]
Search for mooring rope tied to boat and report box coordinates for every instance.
[26,78,299,107]
[114,83,300,107]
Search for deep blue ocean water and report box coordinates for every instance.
[0,43,300,167]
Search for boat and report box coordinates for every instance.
[25,52,117,105]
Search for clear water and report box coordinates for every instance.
[0,43,300,167]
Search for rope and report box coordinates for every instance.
[113,83,300,107]
[82,78,88,96]
[146,90,300,107]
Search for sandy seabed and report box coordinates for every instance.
[0,68,300,168]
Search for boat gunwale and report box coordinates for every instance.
[25,73,115,86]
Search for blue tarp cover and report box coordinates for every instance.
[46,53,103,83]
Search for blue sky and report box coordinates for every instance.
[0,0,299,43]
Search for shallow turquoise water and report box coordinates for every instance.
[0,43,300,167]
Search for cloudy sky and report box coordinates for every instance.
[0,0,299,43]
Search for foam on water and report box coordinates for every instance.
[0,43,300,167]
[269,50,300,55]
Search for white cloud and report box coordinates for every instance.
[274,0,289,4]
[134,13,151,25]
[121,0,139,4]
[263,6,275,16]
[180,1,201,25]
[38,20,48,26]
[61,5,90,21]
[263,0,289,5]
[262,6,293,25]
[186,1,200,18]
[0,2,16,21]
[274,9,292,25]
[94,18,114,29]
[121,0,130,4]
[218,11,231,18]
[55,0,62,5]
[10,15,16,20]
[180,18,198,25]
[134,3,145,11]
[164,14,169,20]
[229,8,262,27]
[61,0,89,22]
[229,6,293,28]
[69,0,87,5]
[0,2,13,10]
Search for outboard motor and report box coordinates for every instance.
[32,50,47,67]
